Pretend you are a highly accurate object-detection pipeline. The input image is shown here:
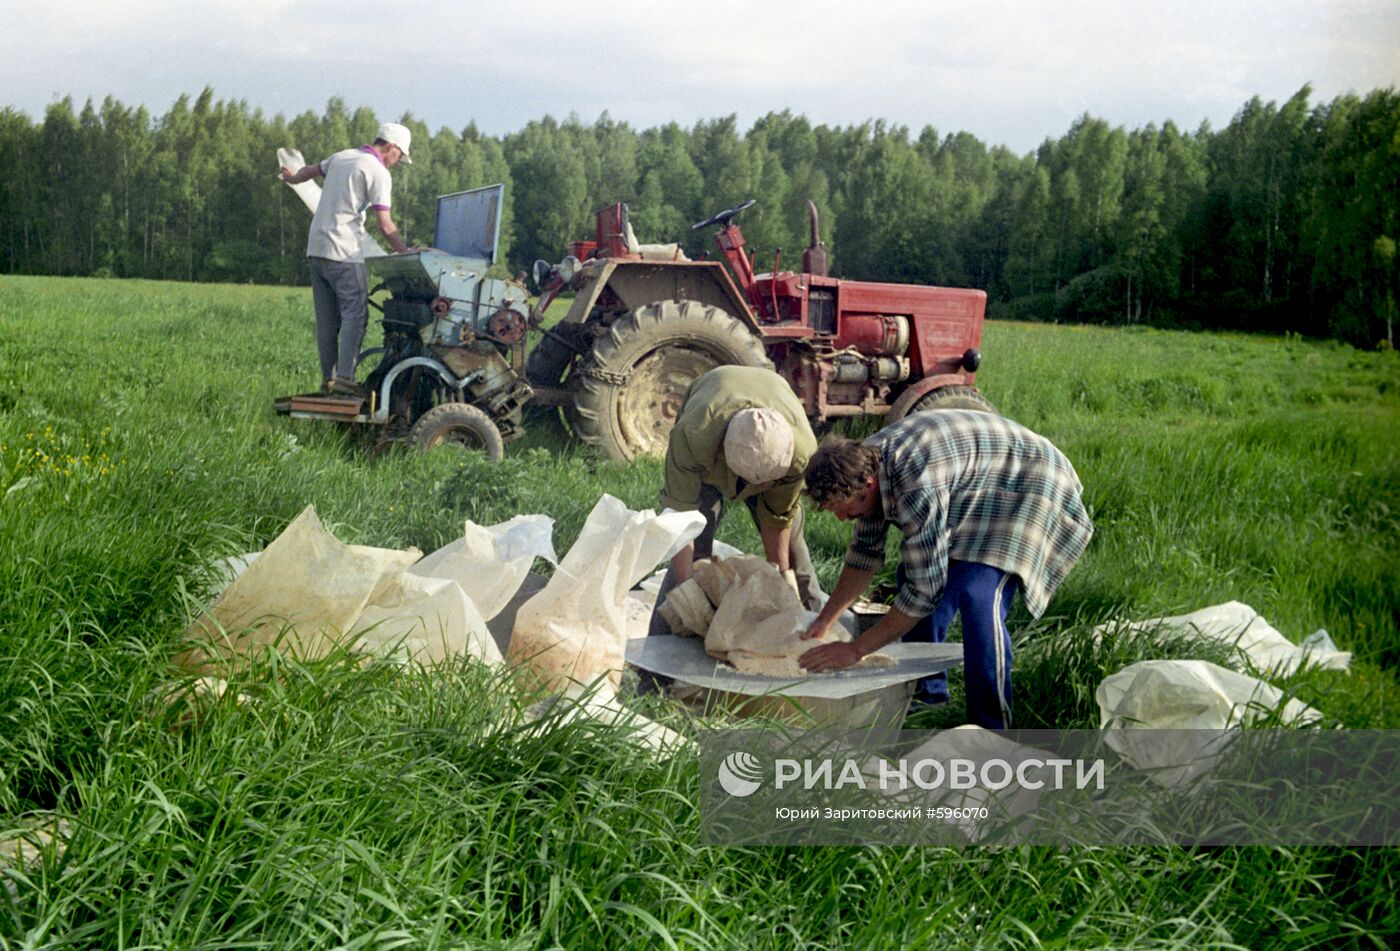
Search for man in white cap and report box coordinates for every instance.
[644,365,822,655]
[279,122,415,395]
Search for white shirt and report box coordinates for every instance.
[305,146,392,262]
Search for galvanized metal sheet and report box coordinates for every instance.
[435,184,504,264]
[626,634,963,700]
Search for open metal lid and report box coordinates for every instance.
[434,184,504,265]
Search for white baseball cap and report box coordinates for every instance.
[724,408,795,484]
[376,122,413,163]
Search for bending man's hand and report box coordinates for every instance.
[800,640,863,672]
[800,614,832,641]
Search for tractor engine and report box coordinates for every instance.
[826,313,911,383]
[769,313,913,419]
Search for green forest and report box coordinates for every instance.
[1,85,1396,347]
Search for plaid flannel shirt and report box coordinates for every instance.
[845,410,1093,618]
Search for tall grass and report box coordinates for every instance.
[1,276,1397,945]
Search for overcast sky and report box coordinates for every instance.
[3,0,1396,154]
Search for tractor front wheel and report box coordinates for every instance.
[409,403,505,460]
[908,385,998,416]
[572,300,772,461]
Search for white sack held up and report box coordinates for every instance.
[508,495,705,694]
[277,147,387,258]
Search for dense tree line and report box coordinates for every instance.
[1,86,1396,346]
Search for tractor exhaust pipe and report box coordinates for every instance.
[802,199,828,276]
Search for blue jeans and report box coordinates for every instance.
[903,561,1018,729]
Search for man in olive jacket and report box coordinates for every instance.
[646,366,821,647]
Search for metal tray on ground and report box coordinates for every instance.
[626,634,963,701]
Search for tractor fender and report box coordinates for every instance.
[371,356,478,424]
[560,258,761,333]
[885,374,975,423]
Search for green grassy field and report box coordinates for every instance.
[2,274,1398,946]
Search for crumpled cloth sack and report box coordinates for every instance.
[176,506,420,670]
[176,506,555,672]
[1097,659,1322,730]
[1097,659,1323,786]
[656,579,715,637]
[410,515,557,621]
[703,559,872,676]
[1096,601,1350,677]
[508,495,704,693]
[351,571,500,666]
[693,553,767,606]
[705,562,808,659]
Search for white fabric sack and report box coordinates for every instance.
[1097,659,1323,786]
[508,495,705,693]
[351,571,501,666]
[1097,659,1322,729]
[635,539,743,601]
[410,514,557,621]
[1097,601,1350,676]
[179,506,544,671]
[705,562,806,657]
[866,726,1056,842]
[701,558,867,676]
[177,505,419,670]
[655,579,714,637]
[277,147,386,258]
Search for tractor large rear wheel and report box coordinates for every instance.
[908,385,998,415]
[573,300,772,461]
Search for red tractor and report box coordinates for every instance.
[527,199,990,461]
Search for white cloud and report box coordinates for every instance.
[2,0,1396,151]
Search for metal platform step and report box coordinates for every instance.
[273,392,370,422]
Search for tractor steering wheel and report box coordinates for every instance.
[691,199,756,230]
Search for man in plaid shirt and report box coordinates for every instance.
[799,409,1093,728]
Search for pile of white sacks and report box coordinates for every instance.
[169,498,1356,817]
[172,496,708,754]
[1093,601,1350,732]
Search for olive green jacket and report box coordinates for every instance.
[659,366,817,528]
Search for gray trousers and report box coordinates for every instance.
[309,257,369,383]
[647,484,823,638]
